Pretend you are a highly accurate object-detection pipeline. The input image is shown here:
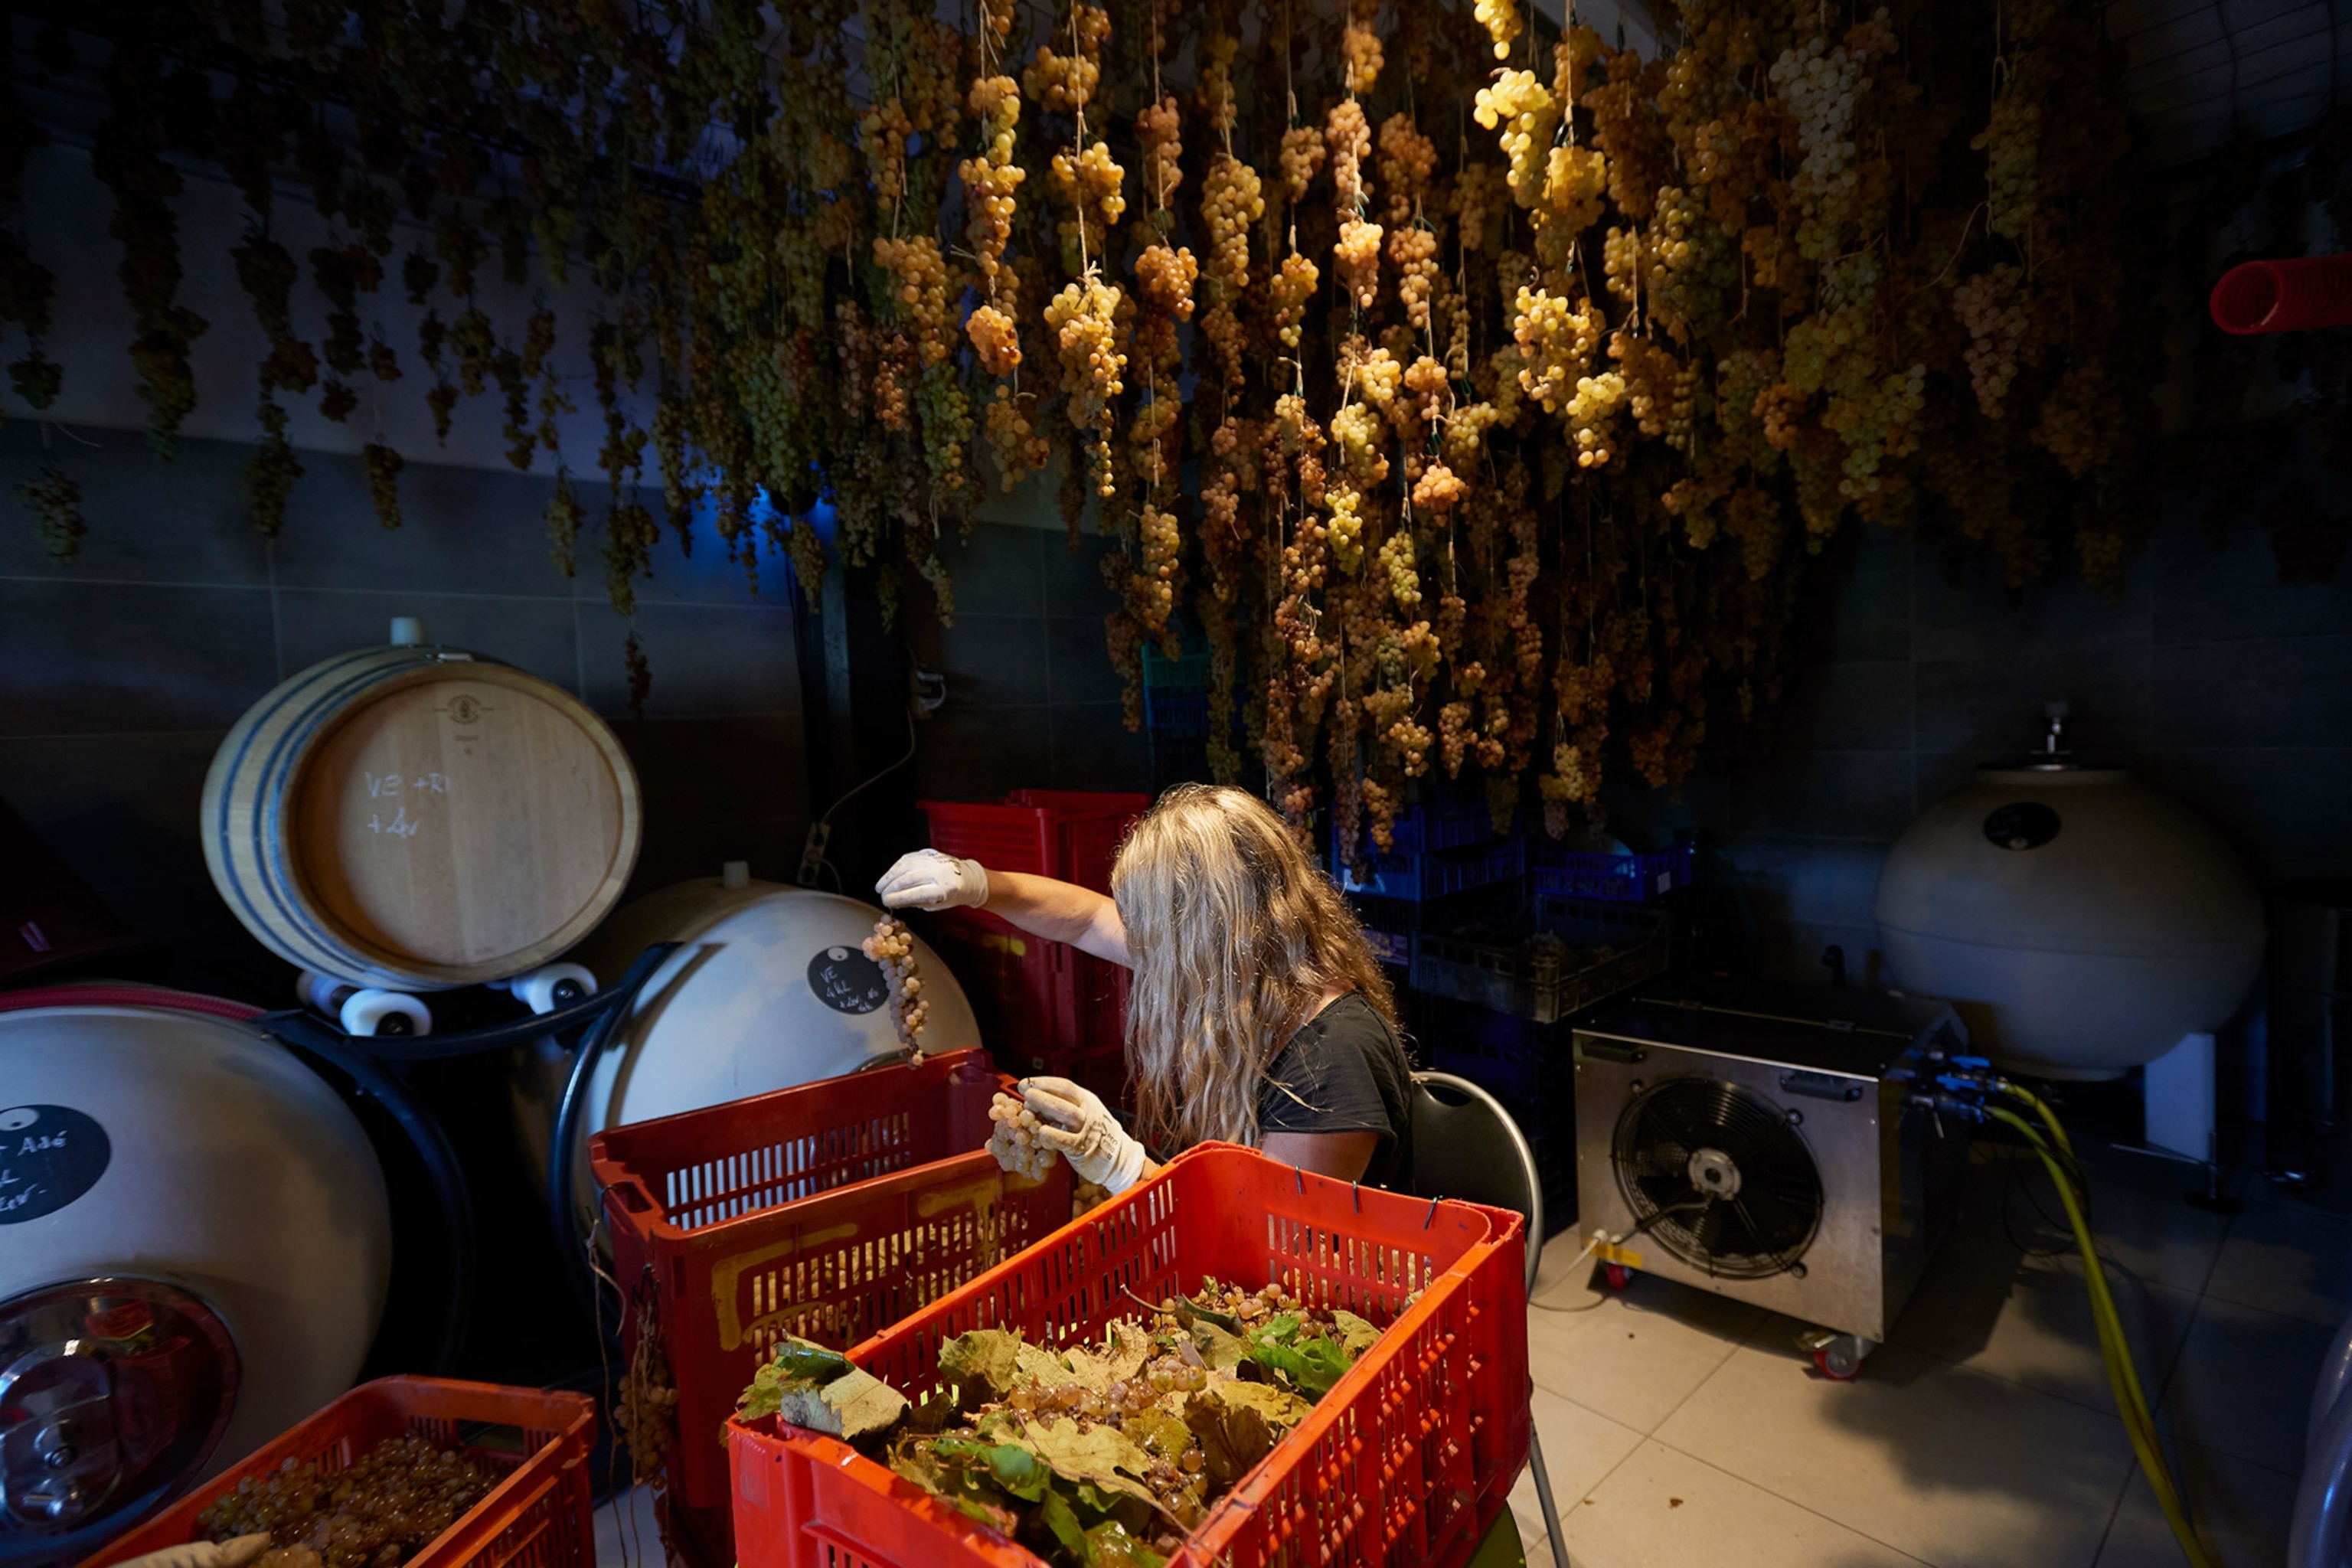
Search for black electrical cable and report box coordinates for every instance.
[548,945,682,1332]
[263,1025,475,1375]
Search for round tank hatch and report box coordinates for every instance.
[0,1277,239,1562]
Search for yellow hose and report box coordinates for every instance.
[1984,1104,2216,1568]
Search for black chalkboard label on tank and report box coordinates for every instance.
[0,1104,110,1223]
[808,946,890,1014]
[1984,802,2062,851]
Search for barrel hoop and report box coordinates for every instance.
[213,648,399,981]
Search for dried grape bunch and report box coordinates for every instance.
[1049,142,1128,275]
[863,915,930,1054]
[984,383,1053,488]
[873,236,952,364]
[1279,127,1325,206]
[1376,114,1436,227]
[16,462,85,562]
[1138,96,1183,215]
[1476,0,1522,60]
[1024,5,1109,113]
[1269,253,1320,348]
[1201,155,1265,296]
[1045,272,1127,466]
[1335,217,1383,311]
[198,1436,497,1567]
[1388,225,1439,331]
[988,1090,1062,1181]
[1325,99,1373,214]
[1953,263,2028,418]
[1472,70,1560,207]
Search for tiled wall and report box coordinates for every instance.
[1608,498,2352,990]
[0,423,807,999]
[903,520,1155,803]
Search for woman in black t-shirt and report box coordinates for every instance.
[876,784,1413,1194]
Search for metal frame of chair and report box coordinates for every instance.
[1412,1069,1571,1568]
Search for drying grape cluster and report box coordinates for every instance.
[862,915,930,1054]
[198,1438,497,1568]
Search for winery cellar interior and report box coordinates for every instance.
[3,0,2350,1563]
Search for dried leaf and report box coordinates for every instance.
[1332,1310,1382,1360]
[1182,1390,1279,1488]
[1016,1416,1158,1506]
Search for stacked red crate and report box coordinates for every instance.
[915,790,1148,1106]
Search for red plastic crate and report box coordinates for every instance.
[727,1143,1530,1568]
[925,907,1133,1083]
[86,1377,594,1568]
[919,791,1149,893]
[592,1051,1072,1568]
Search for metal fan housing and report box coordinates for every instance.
[1573,988,1968,1344]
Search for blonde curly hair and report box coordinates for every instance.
[1112,783,1399,1152]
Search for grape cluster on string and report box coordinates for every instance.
[863,915,929,1057]
[987,1090,1062,1181]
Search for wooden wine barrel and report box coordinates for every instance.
[202,643,642,990]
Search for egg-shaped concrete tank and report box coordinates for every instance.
[1873,768,2264,1079]
[511,871,985,1229]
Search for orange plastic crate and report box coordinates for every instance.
[592,1050,1073,1567]
[85,1377,594,1568]
[727,1144,1530,1568]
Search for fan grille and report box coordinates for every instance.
[1611,1076,1824,1280]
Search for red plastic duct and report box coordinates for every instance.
[2210,254,2352,335]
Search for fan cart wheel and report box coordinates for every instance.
[1605,1263,1632,1292]
[1813,1339,1867,1380]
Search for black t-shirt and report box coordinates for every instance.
[1257,992,1414,1189]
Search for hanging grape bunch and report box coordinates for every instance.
[862,915,930,1057]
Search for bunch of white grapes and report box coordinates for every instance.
[988,1090,1063,1181]
[862,915,929,1054]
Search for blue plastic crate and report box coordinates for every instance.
[1385,793,1495,856]
[1331,835,1525,903]
[1144,690,1210,737]
[1526,839,1694,903]
[1412,893,1670,1024]
[1348,893,1418,968]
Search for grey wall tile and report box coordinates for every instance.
[1722,837,1891,931]
[101,874,287,1001]
[0,426,270,586]
[2154,747,2352,885]
[571,498,811,609]
[0,579,276,736]
[609,714,809,829]
[580,599,802,718]
[628,816,806,901]
[0,730,227,893]
[2154,635,2352,750]
[1802,567,1913,665]
[1775,659,1913,751]
[910,703,1052,802]
[1914,542,2152,660]
[1725,750,1916,841]
[1913,644,2154,764]
[934,521,1045,619]
[1050,701,1154,792]
[276,589,580,688]
[2155,521,2352,646]
[270,447,583,596]
[1046,614,1127,705]
[1040,530,1124,609]
[933,613,1051,711]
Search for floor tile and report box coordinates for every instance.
[1655,1339,2138,1568]
[1969,1144,2236,1298]
[1889,1214,2203,1420]
[2158,1294,2334,1475]
[591,1484,663,1568]
[1525,1263,1766,1436]
[1558,1440,1928,1568]
[2092,1436,2300,1568]
[2205,1193,2352,1328]
[1504,1385,1645,1554]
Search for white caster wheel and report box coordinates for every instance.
[508,962,596,1015]
[340,988,433,1037]
[298,969,354,1016]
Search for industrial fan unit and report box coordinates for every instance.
[1573,988,1968,1377]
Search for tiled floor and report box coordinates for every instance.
[1504,1143,2349,1568]
[585,1142,2345,1568]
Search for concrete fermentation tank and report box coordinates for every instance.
[511,864,985,1228]
[1873,714,2264,1080]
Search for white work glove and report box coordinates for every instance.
[1022,1076,1148,1194]
[114,1537,272,1568]
[875,849,990,911]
